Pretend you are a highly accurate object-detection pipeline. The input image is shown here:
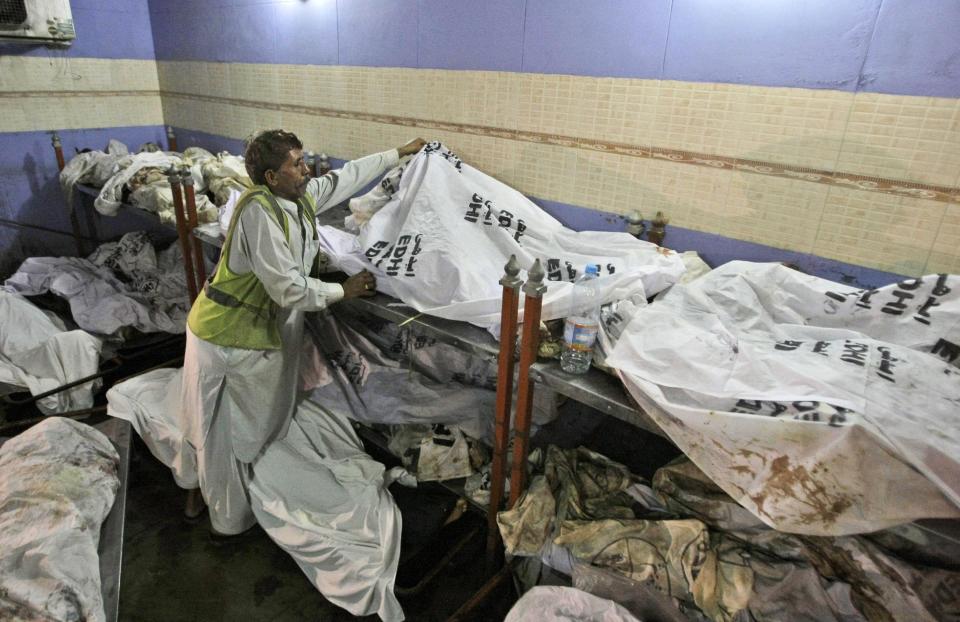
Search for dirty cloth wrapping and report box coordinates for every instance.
[302,306,558,466]
[93,150,217,225]
[105,367,197,488]
[248,398,404,622]
[0,290,102,413]
[0,418,119,622]
[5,232,191,336]
[200,152,251,206]
[318,142,686,334]
[58,139,129,208]
[499,446,960,622]
[601,261,960,536]
[304,305,558,438]
[503,585,641,622]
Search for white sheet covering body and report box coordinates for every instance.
[0,290,102,412]
[179,150,399,535]
[58,139,129,209]
[604,262,960,535]
[106,367,198,488]
[249,399,404,622]
[5,232,192,336]
[320,143,686,333]
[0,418,119,622]
[504,586,641,622]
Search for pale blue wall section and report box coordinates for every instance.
[521,0,671,78]
[0,0,155,59]
[0,127,167,277]
[275,0,339,66]
[860,0,960,97]
[418,0,525,71]
[337,0,419,67]
[0,0,159,270]
[147,0,960,97]
[662,0,881,91]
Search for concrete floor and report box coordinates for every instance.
[119,436,513,622]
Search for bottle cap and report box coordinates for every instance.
[585,264,599,275]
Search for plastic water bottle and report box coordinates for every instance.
[560,265,601,374]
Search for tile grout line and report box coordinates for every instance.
[158,89,960,205]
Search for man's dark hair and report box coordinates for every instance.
[244,129,303,185]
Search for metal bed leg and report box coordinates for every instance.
[508,259,546,508]
[180,169,207,290]
[52,131,86,256]
[51,131,66,171]
[486,255,522,566]
[166,126,178,153]
[168,167,198,303]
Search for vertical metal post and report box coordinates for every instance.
[180,169,207,290]
[53,131,85,255]
[51,131,66,171]
[508,259,546,508]
[486,255,522,564]
[166,126,178,152]
[168,167,198,303]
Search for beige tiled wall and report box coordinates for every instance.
[0,56,162,132]
[156,61,960,275]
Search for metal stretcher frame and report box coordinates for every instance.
[52,129,206,301]
[41,131,196,622]
[96,416,132,622]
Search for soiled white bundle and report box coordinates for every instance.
[0,418,119,622]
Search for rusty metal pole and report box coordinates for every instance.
[180,168,207,290]
[51,131,66,171]
[166,126,178,152]
[168,167,198,303]
[53,131,86,255]
[485,255,522,564]
[508,259,546,508]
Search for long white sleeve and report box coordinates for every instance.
[308,149,400,212]
[230,203,344,311]
[222,148,399,311]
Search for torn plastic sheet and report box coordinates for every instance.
[604,261,960,535]
[318,142,686,334]
[0,418,119,622]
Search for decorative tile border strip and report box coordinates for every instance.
[0,90,161,99]
[177,90,960,204]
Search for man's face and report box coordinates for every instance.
[266,148,310,201]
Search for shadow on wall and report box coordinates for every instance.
[0,151,77,280]
[0,129,169,281]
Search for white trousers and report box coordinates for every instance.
[249,399,404,621]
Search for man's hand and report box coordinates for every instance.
[342,270,377,299]
[397,138,427,158]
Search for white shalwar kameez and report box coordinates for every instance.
[177,150,404,618]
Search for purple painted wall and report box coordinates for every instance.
[0,0,155,59]
[148,0,960,97]
[0,0,160,274]
[0,127,168,278]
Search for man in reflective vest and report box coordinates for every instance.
[177,129,426,535]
